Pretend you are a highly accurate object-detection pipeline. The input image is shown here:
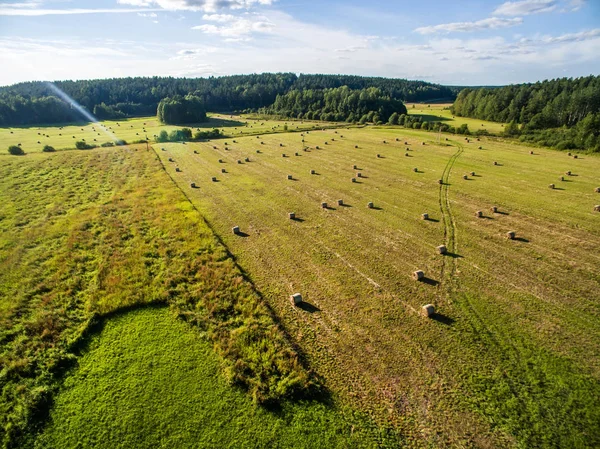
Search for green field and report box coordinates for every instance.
[1,117,600,448]
[406,103,507,135]
[0,115,332,154]
[35,306,383,449]
[158,125,600,447]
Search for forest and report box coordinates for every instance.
[0,73,451,127]
[263,86,408,123]
[452,76,600,151]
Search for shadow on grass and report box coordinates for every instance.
[235,231,250,237]
[515,237,529,243]
[445,252,463,259]
[422,277,439,286]
[291,217,305,223]
[496,211,509,215]
[412,114,451,122]
[298,302,320,313]
[552,187,565,191]
[425,218,440,222]
[431,313,455,325]
[369,206,383,211]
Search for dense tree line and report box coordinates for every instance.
[0,74,453,126]
[451,76,600,151]
[157,95,207,124]
[264,86,408,123]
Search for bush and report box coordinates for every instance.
[42,145,56,152]
[75,141,96,150]
[8,145,24,155]
[100,142,114,147]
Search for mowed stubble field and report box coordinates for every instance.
[159,125,600,447]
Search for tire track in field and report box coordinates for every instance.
[437,142,463,299]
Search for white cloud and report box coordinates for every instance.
[415,17,523,34]
[116,0,275,12]
[0,6,161,15]
[138,12,158,17]
[494,0,557,16]
[192,14,273,40]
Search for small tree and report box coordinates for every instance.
[42,145,55,152]
[388,112,399,125]
[8,145,24,155]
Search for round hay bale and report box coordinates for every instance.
[219,159,223,163]
[221,168,226,173]
[422,142,425,145]
[261,141,264,145]
[565,171,571,176]
[213,146,217,149]
[413,167,418,173]
[357,172,362,178]
[413,270,424,281]
[355,145,358,148]
[245,157,250,162]
[438,179,443,185]
[506,231,516,240]
[310,169,317,175]
[529,151,534,155]
[478,146,482,150]
[280,143,283,147]
[190,182,196,188]
[211,177,217,182]
[421,304,435,317]
[337,199,343,206]
[321,202,327,209]
[549,183,555,189]
[194,150,198,154]
[287,174,293,180]
[367,202,374,209]
[377,154,381,158]
[560,176,564,182]
[288,212,295,220]
[232,226,240,234]
[574,155,578,159]
[176,167,181,172]
[282,153,286,157]
[494,161,498,166]
[463,175,468,180]
[351,178,356,183]
[568,152,572,156]
[405,153,409,157]
[490,206,498,213]
[295,152,299,156]
[595,187,600,193]
[437,245,447,255]
[316,145,320,149]
[290,293,303,305]
[475,210,483,218]
[256,149,261,153]
[470,171,475,176]
[168,158,173,162]
[422,213,429,220]
[237,160,242,164]
[404,141,408,145]
[594,205,600,212]
[353,164,357,169]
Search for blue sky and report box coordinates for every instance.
[0,0,598,86]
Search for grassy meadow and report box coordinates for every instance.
[1,115,599,449]
[406,103,506,135]
[158,125,600,448]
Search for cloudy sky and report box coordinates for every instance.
[0,0,598,86]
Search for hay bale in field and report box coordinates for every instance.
[422,213,429,220]
[237,160,242,164]
[377,154,381,158]
[282,153,286,157]
[494,161,498,166]
[221,168,226,173]
[506,231,516,240]
[574,154,578,159]
[595,187,600,193]
[475,210,483,218]
[567,152,572,156]
[355,145,359,148]
[478,146,482,150]
[224,147,229,151]
[357,172,362,178]
[353,164,358,169]
[437,245,447,255]
[351,178,357,183]
[470,171,475,176]
[310,169,316,174]
[405,141,408,145]
[594,205,600,212]
[176,167,181,172]
[560,176,565,182]
[549,183,555,189]
[490,206,498,213]
[213,146,217,149]
[289,212,295,220]
[337,199,343,206]
[219,159,224,163]
[413,167,418,173]
[406,147,410,151]
[405,153,409,157]
[463,175,468,180]
[280,143,283,147]
[194,150,198,154]
[245,157,250,162]
[367,202,374,209]
[413,270,424,281]
[565,171,571,176]
[295,152,299,156]
[383,140,387,144]
[421,304,435,317]
[316,146,320,149]
[422,142,425,145]
[211,177,217,182]
[261,141,265,145]
[190,182,196,188]
[396,138,399,141]
[530,151,534,155]
[256,149,261,153]
[438,179,443,185]
[290,293,303,305]
[321,202,327,209]
[232,226,240,234]
[168,157,174,162]
[287,174,293,180]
